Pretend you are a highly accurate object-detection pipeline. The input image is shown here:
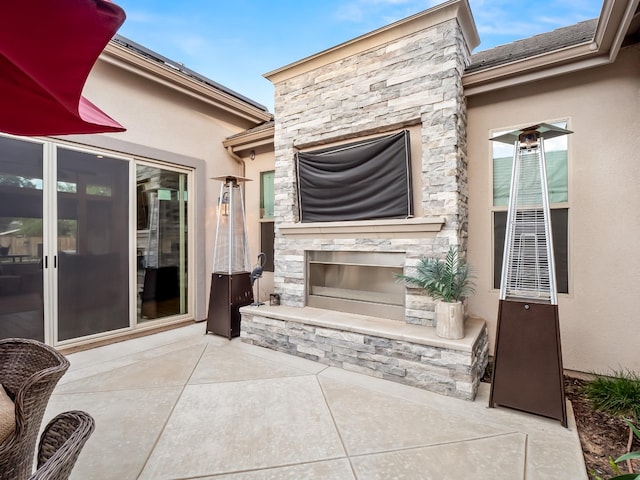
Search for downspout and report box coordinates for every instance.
[226,146,248,218]
[226,146,245,178]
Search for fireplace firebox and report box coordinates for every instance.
[306,251,405,320]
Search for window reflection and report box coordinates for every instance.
[136,165,188,321]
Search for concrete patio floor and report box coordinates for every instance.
[44,322,588,479]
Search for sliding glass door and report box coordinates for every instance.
[55,146,130,341]
[0,136,45,341]
[0,134,192,346]
[136,165,188,322]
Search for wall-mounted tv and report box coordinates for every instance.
[296,130,413,223]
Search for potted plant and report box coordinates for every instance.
[395,246,475,339]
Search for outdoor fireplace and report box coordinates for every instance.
[242,2,487,400]
[306,250,405,320]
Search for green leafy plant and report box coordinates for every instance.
[608,420,640,479]
[583,370,640,477]
[394,246,475,303]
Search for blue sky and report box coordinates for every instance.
[113,0,603,112]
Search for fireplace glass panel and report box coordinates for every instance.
[307,251,405,320]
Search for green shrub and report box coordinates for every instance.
[583,369,640,422]
[583,370,640,479]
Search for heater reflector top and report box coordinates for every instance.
[490,123,573,145]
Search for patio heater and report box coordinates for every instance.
[206,175,254,339]
[488,123,572,427]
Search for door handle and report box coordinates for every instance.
[44,256,58,268]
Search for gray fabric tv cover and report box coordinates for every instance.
[296,130,413,222]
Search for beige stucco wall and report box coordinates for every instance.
[467,44,640,373]
[243,147,275,300]
[69,57,267,322]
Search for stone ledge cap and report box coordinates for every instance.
[240,305,485,353]
[280,217,445,236]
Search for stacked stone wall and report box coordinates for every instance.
[271,17,472,319]
[241,309,489,401]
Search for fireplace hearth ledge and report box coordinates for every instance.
[279,217,445,238]
[239,305,488,400]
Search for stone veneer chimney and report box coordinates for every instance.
[264,0,480,326]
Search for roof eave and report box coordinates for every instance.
[101,41,273,125]
[223,123,275,152]
[463,0,639,96]
[463,41,600,95]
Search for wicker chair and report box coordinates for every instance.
[0,338,70,480]
[29,411,95,480]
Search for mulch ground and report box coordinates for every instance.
[564,376,640,479]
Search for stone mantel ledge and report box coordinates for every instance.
[279,217,445,238]
[240,305,485,353]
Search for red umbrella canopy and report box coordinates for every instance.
[0,0,126,136]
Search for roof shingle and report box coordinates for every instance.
[466,19,598,73]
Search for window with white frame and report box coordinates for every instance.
[492,121,569,293]
[260,171,275,272]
